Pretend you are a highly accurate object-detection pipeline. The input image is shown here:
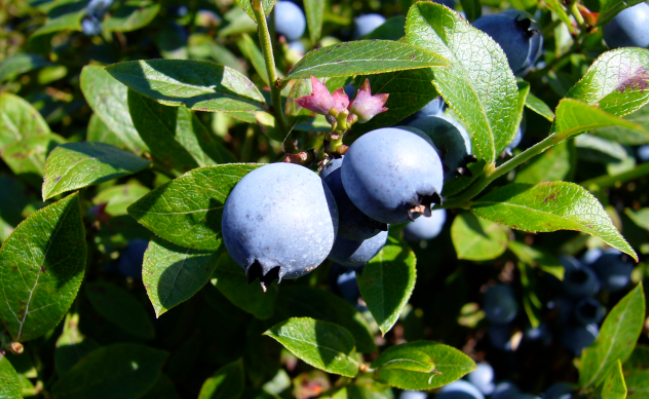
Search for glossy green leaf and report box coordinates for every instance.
[128,164,261,250]
[371,341,476,390]
[623,345,649,399]
[85,281,155,339]
[0,92,50,151]
[103,0,161,32]
[597,0,645,26]
[525,91,555,121]
[143,236,221,317]
[210,250,277,320]
[508,241,564,280]
[515,140,575,184]
[351,69,437,135]
[2,133,65,189]
[471,182,637,260]
[236,34,270,85]
[276,286,377,354]
[0,53,51,83]
[0,354,22,399]
[304,0,325,43]
[264,317,359,378]
[234,0,276,20]
[555,99,649,140]
[363,15,406,40]
[593,103,649,145]
[284,40,448,81]
[86,114,128,150]
[154,22,189,60]
[406,2,520,162]
[54,312,100,375]
[566,48,649,117]
[189,34,246,74]
[544,0,575,34]
[451,212,508,261]
[106,60,266,112]
[198,359,245,399]
[0,193,86,342]
[80,65,149,154]
[128,90,234,173]
[575,134,627,164]
[42,142,151,200]
[602,360,627,399]
[28,0,85,47]
[93,184,150,216]
[356,236,416,335]
[372,344,436,373]
[52,343,169,399]
[580,284,645,390]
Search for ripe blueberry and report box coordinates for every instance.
[473,10,543,76]
[329,264,361,305]
[222,163,338,291]
[484,284,518,324]
[327,230,388,267]
[562,260,600,298]
[437,380,485,399]
[574,297,605,326]
[493,382,520,399]
[586,248,633,292]
[468,363,495,395]
[117,239,149,280]
[560,324,598,356]
[603,3,649,49]
[341,128,444,224]
[274,1,306,41]
[403,209,446,241]
[353,14,387,38]
[321,157,387,240]
[488,323,514,351]
[399,392,428,399]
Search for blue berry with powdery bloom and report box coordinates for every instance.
[274,1,306,41]
[341,128,444,224]
[468,363,495,395]
[328,230,388,267]
[437,380,485,399]
[222,163,338,291]
[603,3,649,49]
[403,209,447,241]
[82,16,102,36]
[638,145,649,162]
[354,14,387,38]
[562,260,600,298]
[561,324,599,356]
[399,391,428,399]
[117,239,149,280]
[329,264,361,305]
[473,10,543,76]
[493,382,520,399]
[587,248,634,292]
[574,297,605,325]
[321,157,387,240]
[484,284,519,324]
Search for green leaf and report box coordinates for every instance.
[106,60,266,112]
[93,184,150,216]
[0,354,22,399]
[87,114,131,150]
[0,193,86,342]
[371,341,476,390]
[276,286,377,354]
[52,343,169,399]
[459,0,481,22]
[198,359,245,399]
[623,345,649,399]
[0,53,52,83]
[42,142,151,200]
[596,0,645,26]
[525,91,555,121]
[451,212,508,261]
[189,34,246,74]
[356,236,416,335]
[304,0,325,43]
[544,0,575,34]
[1,133,65,189]
[103,0,161,32]
[264,317,359,378]
[143,236,221,317]
[283,40,448,81]
[566,48,649,117]
[362,15,406,40]
[555,99,649,140]
[593,103,649,145]
[471,182,637,261]
[575,134,627,164]
[507,241,564,280]
[80,65,149,154]
[28,0,85,50]
[351,69,438,135]
[210,250,277,320]
[54,312,100,375]
[128,164,261,250]
[515,140,576,184]
[602,360,627,399]
[236,34,271,86]
[372,345,436,373]
[127,90,234,174]
[406,2,520,162]
[580,284,645,390]
[0,176,30,243]
[0,92,50,151]
[85,281,156,339]
[234,0,276,20]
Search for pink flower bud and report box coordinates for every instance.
[331,88,350,112]
[348,79,389,123]
[295,76,334,115]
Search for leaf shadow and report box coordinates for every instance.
[314,319,354,367]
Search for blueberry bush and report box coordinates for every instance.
[1,0,649,397]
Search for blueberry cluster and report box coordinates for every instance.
[82,0,114,36]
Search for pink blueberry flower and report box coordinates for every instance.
[348,79,389,123]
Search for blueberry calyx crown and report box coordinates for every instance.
[407,192,442,221]
[515,16,540,40]
[247,261,282,292]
